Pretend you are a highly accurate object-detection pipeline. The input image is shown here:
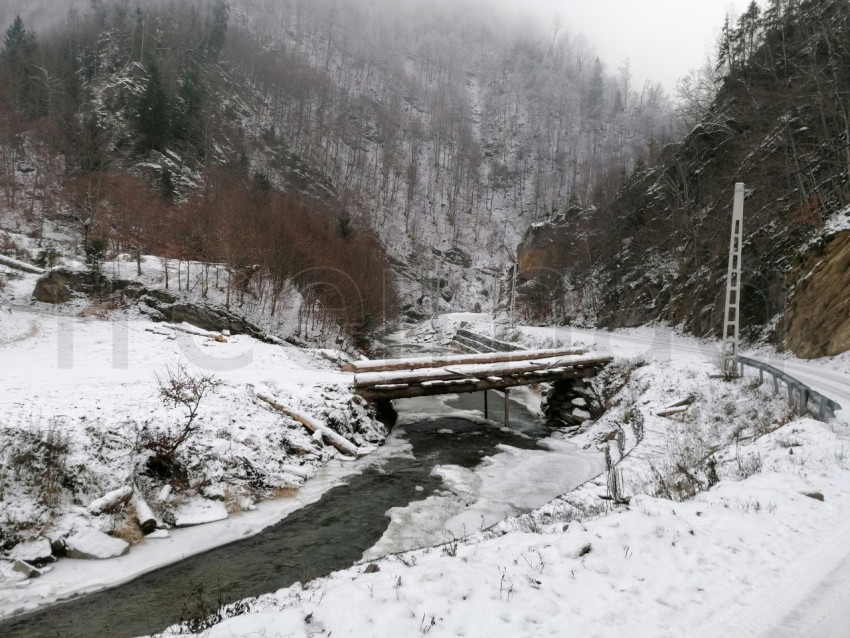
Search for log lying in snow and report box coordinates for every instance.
[0,254,45,275]
[256,393,360,457]
[134,498,157,535]
[341,347,587,373]
[656,406,690,417]
[88,486,133,515]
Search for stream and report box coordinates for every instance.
[0,341,599,638]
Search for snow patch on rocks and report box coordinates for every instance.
[64,528,129,560]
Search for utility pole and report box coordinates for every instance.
[722,183,745,375]
[509,262,518,327]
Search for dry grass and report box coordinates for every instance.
[112,509,144,545]
[273,486,300,499]
[77,300,120,319]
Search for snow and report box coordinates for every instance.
[364,437,603,560]
[0,275,389,616]
[142,314,850,638]
[173,499,229,527]
[0,253,44,275]
[152,414,850,638]
[8,539,52,563]
[824,204,850,236]
[4,275,850,637]
[159,425,850,638]
[87,486,133,515]
[64,528,129,560]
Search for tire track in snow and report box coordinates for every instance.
[682,518,850,638]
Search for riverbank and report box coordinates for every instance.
[0,300,387,619]
[148,316,850,638]
[0,305,608,632]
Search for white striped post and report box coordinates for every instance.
[722,183,745,376]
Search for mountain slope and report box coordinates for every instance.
[516,0,850,358]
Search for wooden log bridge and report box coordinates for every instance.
[348,348,613,401]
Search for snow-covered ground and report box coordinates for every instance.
[0,263,388,617]
[164,424,850,638]
[147,313,850,638]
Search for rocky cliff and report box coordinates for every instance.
[516,0,850,358]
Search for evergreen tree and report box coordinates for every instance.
[137,61,171,151]
[2,16,39,116]
[173,62,204,151]
[202,1,230,60]
[2,16,31,66]
[586,57,605,116]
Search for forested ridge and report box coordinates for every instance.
[515,0,850,358]
[0,0,675,344]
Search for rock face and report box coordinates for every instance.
[139,293,269,340]
[542,379,601,428]
[32,269,270,341]
[64,528,130,560]
[33,268,139,303]
[510,1,850,355]
[785,231,850,358]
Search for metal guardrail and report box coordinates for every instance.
[737,355,841,421]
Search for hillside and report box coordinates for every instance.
[0,0,674,339]
[515,0,850,359]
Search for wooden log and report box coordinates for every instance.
[357,366,601,401]
[135,498,157,535]
[257,393,360,457]
[656,406,689,417]
[342,347,587,373]
[354,354,613,388]
[664,397,694,409]
[88,486,133,515]
[0,254,45,274]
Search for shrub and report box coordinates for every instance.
[139,363,220,481]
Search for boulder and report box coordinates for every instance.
[33,268,138,304]
[431,246,472,268]
[12,559,43,578]
[140,295,268,341]
[9,538,53,565]
[786,231,850,358]
[64,528,130,559]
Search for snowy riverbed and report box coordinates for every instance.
[143,314,850,638]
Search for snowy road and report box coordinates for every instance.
[489,320,850,411]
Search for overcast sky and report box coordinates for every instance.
[509,0,762,91]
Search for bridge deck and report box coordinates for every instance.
[353,351,613,400]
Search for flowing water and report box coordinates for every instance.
[0,340,591,638]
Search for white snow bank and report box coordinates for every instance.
[173,499,229,527]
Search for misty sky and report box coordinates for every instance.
[0,0,760,94]
[513,0,761,91]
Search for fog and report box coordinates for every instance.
[497,0,763,90]
[0,0,761,90]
